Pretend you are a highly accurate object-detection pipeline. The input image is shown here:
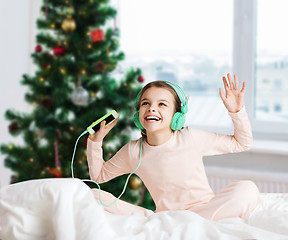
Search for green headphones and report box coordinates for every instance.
[133,81,188,132]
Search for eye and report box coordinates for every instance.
[159,102,167,107]
[141,102,149,106]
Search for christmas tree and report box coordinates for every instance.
[0,0,155,210]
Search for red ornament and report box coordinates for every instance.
[35,45,42,52]
[91,29,104,42]
[49,167,62,178]
[53,45,66,56]
[138,75,145,83]
[41,63,48,68]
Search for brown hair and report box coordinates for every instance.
[136,81,182,113]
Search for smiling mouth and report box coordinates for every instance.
[145,116,161,121]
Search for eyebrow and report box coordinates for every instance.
[141,98,170,103]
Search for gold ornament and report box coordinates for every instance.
[61,15,76,32]
[60,68,66,74]
[128,175,142,190]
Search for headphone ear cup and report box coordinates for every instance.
[181,104,188,114]
[170,112,186,131]
[134,111,144,130]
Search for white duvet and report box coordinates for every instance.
[0,178,287,240]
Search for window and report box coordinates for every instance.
[234,0,288,139]
[118,0,288,139]
[255,0,288,124]
[119,0,233,132]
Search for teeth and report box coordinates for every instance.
[146,116,160,121]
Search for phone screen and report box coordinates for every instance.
[92,114,116,132]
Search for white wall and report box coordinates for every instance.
[0,0,40,187]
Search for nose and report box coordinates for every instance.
[148,105,156,112]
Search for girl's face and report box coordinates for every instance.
[139,87,176,135]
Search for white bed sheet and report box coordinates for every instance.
[0,178,287,240]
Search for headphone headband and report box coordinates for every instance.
[164,81,188,112]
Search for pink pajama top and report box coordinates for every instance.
[87,107,253,212]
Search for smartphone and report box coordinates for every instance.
[87,110,119,135]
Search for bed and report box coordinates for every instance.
[0,178,287,240]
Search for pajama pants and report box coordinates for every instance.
[92,180,259,221]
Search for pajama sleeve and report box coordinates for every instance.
[87,138,132,184]
[189,106,253,156]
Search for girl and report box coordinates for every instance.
[87,73,259,221]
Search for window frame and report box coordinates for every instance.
[234,0,288,141]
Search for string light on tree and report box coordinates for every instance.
[60,68,66,74]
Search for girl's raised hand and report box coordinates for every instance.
[88,115,120,143]
[219,73,246,113]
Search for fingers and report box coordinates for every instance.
[234,74,239,90]
[103,115,120,130]
[219,88,226,101]
[109,116,119,129]
[240,81,246,93]
[89,116,120,142]
[227,73,235,90]
[223,73,241,91]
[99,120,106,131]
[222,76,229,93]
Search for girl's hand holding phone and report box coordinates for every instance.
[88,116,120,143]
